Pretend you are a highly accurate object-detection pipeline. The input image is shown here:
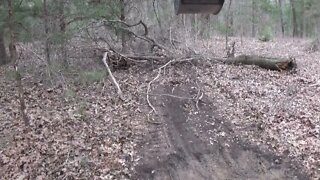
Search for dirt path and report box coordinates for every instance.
[135,83,309,180]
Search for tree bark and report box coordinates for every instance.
[0,29,8,65]
[225,55,297,71]
[7,0,29,126]
[299,0,305,37]
[7,0,17,63]
[119,0,127,52]
[199,14,210,38]
[290,0,299,37]
[189,14,197,39]
[225,0,233,50]
[58,0,68,68]
[251,0,256,37]
[43,0,51,65]
[278,0,285,37]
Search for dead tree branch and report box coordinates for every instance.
[153,0,162,29]
[105,19,148,36]
[102,52,124,99]
[147,59,176,114]
[106,20,173,54]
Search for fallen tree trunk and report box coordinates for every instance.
[225,55,297,71]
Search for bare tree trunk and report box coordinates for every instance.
[0,0,7,65]
[230,11,234,36]
[190,14,197,39]
[58,0,68,68]
[225,0,233,50]
[278,0,285,37]
[290,0,299,37]
[199,14,210,38]
[7,0,29,126]
[0,29,8,65]
[251,0,256,37]
[120,0,127,52]
[43,0,51,65]
[299,0,304,38]
[7,0,17,63]
[152,0,162,30]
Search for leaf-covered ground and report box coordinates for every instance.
[0,37,319,179]
[193,37,320,178]
[0,65,147,179]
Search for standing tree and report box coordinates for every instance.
[6,0,29,126]
[225,0,233,50]
[0,29,7,65]
[119,0,127,52]
[290,0,299,37]
[7,0,17,63]
[58,0,68,68]
[278,0,285,37]
[0,0,7,65]
[43,0,51,65]
[251,0,256,37]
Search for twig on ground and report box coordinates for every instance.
[146,56,205,114]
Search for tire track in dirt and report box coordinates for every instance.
[135,83,309,180]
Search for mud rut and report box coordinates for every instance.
[134,83,308,180]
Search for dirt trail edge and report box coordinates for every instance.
[134,82,309,180]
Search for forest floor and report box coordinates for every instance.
[0,37,319,179]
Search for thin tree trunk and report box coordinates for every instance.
[251,0,256,37]
[229,10,234,36]
[290,0,298,37]
[0,29,8,65]
[299,0,304,37]
[120,0,127,52]
[43,0,51,65]
[7,0,17,63]
[0,0,7,65]
[199,14,210,38]
[7,0,29,126]
[190,14,196,39]
[225,0,233,50]
[152,0,162,30]
[278,0,285,37]
[59,0,68,68]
